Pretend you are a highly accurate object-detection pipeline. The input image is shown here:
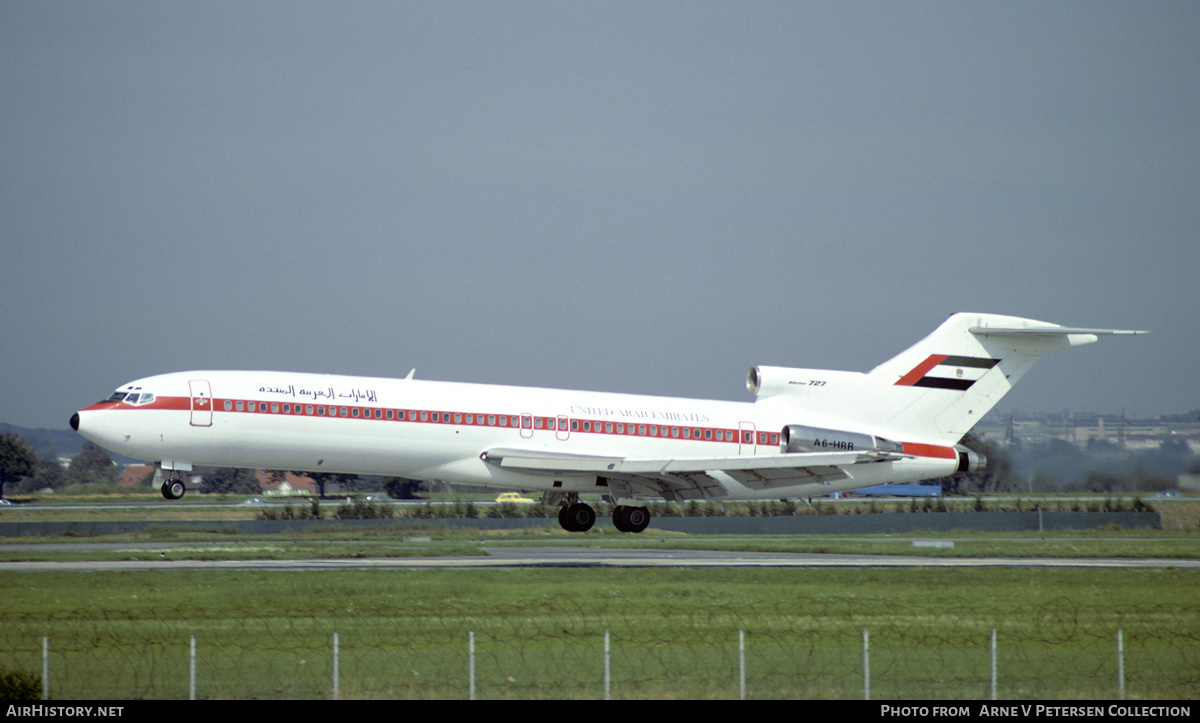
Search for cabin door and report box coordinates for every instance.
[189,380,213,427]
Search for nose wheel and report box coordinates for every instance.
[160,473,186,500]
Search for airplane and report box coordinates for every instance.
[70,313,1144,533]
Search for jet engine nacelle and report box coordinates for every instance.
[954,446,987,475]
[781,424,904,454]
[747,366,863,399]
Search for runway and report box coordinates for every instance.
[4,545,1199,571]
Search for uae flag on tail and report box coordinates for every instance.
[894,354,1000,391]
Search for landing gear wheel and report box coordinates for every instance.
[558,502,596,532]
[612,505,650,533]
[161,477,186,500]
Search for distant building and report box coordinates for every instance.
[254,470,315,496]
[115,465,155,487]
[983,409,1200,452]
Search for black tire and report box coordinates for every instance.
[612,505,629,532]
[558,504,576,531]
[565,502,595,532]
[624,505,650,533]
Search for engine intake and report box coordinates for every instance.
[781,424,903,455]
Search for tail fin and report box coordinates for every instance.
[861,313,1145,442]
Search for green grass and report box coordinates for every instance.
[0,497,1197,698]
[1,567,1197,699]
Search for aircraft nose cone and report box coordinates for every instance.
[70,413,80,431]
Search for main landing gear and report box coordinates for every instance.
[555,498,651,533]
[160,471,186,500]
[558,502,596,532]
[612,505,651,533]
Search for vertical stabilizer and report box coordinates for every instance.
[860,313,1144,442]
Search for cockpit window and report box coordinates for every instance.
[104,389,154,405]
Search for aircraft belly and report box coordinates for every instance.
[412,457,598,491]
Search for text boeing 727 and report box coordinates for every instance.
[71,313,1143,533]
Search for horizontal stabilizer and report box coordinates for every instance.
[969,326,1146,336]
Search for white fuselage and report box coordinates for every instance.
[73,369,960,500]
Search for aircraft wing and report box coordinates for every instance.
[480,448,904,502]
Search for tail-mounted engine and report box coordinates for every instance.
[781,424,904,455]
[746,366,863,400]
[954,446,986,475]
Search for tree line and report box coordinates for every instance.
[0,432,424,499]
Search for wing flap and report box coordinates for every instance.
[481,447,902,498]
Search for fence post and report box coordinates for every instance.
[468,631,476,701]
[1117,629,1125,700]
[739,629,746,700]
[189,635,196,701]
[862,629,870,700]
[332,632,339,700]
[604,630,611,701]
[41,636,48,701]
[990,629,997,700]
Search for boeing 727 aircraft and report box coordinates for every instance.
[71,313,1142,532]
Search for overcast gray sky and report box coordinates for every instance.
[2,1,1197,431]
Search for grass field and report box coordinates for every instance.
[1,497,1197,699]
[2,565,1198,699]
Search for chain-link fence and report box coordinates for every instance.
[3,597,1198,699]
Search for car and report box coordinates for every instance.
[0,499,12,506]
[495,492,536,504]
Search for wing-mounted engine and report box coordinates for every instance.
[781,424,904,455]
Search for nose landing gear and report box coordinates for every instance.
[160,472,186,500]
